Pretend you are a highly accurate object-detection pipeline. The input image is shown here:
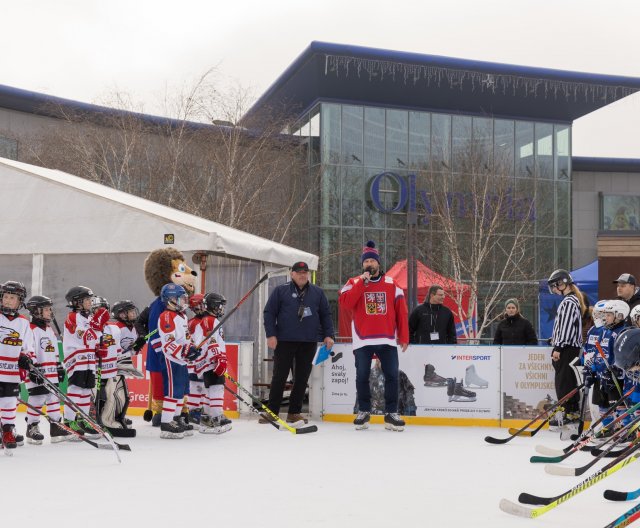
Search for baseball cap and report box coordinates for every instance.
[613,273,637,285]
[292,261,309,272]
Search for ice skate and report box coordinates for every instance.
[63,419,86,441]
[384,413,405,432]
[423,364,447,387]
[547,410,563,432]
[160,420,184,439]
[188,407,202,425]
[175,415,194,436]
[464,364,488,389]
[2,425,17,454]
[50,420,72,443]
[559,412,580,440]
[77,418,101,440]
[26,422,44,445]
[199,414,232,434]
[447,378,477,402]
[353,411,370,430]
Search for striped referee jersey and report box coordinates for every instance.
[551,293,583,349]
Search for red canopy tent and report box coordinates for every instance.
[338,259,474,338]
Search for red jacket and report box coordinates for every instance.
[339,274,409,350]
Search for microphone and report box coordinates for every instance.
[363,266,373,285]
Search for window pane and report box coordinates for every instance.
[431,113,451,172]
[556,181,570,237]
[321,166,340,226]
[555,125,570,180]
[364,107,385,168]
[341,167,363,227]
[342,105,363,165]
[515,121,534,178]
[321,104,341,164]
[473,117,493,172]
[386,109,408,169]
[409,111,430,169]
[452,115,472,174]
[535,123,554,180]
[319,228,340,286]
[309,107,321,165]
[494,119,514,177]
[364,169,387,228]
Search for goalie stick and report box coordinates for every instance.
[484,384,583,444]
[224,372,318,435]
[499,442,640,518]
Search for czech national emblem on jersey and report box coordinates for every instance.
[364,292,387,315]
[0,326,22,346]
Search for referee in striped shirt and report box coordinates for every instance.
[548,269,585,421]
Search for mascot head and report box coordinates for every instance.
[144,248,197,296]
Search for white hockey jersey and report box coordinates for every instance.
[25,322,59,389]
[0,313,35,384]
[113,321,138,361]
[191,314,226,375]
[158,310,191,365]
[98,322,121,380]
[63,311,100,376]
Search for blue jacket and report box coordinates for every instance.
[264,281,334,343]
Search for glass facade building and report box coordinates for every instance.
[292,103,572,331]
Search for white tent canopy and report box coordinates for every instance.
[0,156,317,267]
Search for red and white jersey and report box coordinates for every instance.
[113,321,138,360]
[339,274,409,350]
[0,313,35,384]
[158,310,191,365]
[99,322,122,379]
[190,314,226,375]
[63,311,100,376]
[25,322,59,389]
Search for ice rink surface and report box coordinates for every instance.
[4,416,640,528]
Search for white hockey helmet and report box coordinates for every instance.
[630,305,640,328]
[592,299,609,328]
[603,299,630,328]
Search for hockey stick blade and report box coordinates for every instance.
[498,498,537,518]
[293,424,319,434]
[534,444,564,457]
[604,489,639,502]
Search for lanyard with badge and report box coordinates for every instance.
[429,305,439,341]
[293,284,311,321]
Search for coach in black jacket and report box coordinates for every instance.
[492,299,538,345]
[409,285,457,344]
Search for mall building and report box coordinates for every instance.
[2,41,640,335]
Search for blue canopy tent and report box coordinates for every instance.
[538,260,599,339]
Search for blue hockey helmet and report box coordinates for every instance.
[614,328,640,371]
[160,283,188,312]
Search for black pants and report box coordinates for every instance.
[268,341,316,415]
[552,345,580,413]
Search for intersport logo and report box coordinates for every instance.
[450,354,491,361]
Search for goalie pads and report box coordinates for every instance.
[100,375,136,437]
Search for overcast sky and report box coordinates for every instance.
[3,0,639,158]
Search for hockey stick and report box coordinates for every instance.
[27,362,130,454]
[604,484,640,502]
[603,503,640,528]
[196,267,288,350]
[224,372,318,435]
[544,421,640,476]
[596,341,627,402]
[499,442,640,518]
[535,385,636,457]
[507,406,563,438]
[576,384,589,436]
[484,384,583,444]
[18,398,118,455]
[532,396,640,462]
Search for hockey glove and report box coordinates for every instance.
[184,345,202,362]
[96,345,108,359]
[212,351,227,376]
[131,335,146,353]
[89,307,110,332]
[600,371,617,394]
[18,353,33,370]
[57,363,66,383]
[583,368,596,388]
[27,363,43,384]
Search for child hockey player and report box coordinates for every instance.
[62,286,109,439]
[24,295,72,444]
[186,294,206,424]
[0,281,34,454]
[614,328,640,435]
[157,283,202,439]
[584,299,628,435]
[579,300,607,432]
[190,292,230,434]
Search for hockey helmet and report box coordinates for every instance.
[630,305,640,328]
[160,283,188,312]
[111,300,139,323]
[614,328,640,374]
[204,292,226,318]
[65,286,94,313]
[91,295,110,313]
[26,295,54,323]
[547,269,573,294]
[189,293,205,315]
[0,280,28,316]
[592,299,609,328]
[603,299,630,328]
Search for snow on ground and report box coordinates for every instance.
[4,416,640,528]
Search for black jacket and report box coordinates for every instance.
[493,314,538,345]
[408,303,457,344]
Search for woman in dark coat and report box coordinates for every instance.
[493,298,538,345]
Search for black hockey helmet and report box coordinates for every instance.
[204,292,226,318]
[614,328,640,378]
[111,300,139,323]
[547,269,573,294]
[0,280,28,316]
[26,295,54,323]
[65,285,94,312]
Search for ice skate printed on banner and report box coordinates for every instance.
[447,377,477,403]
[423,363,448,387]
[464,364,488,389]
